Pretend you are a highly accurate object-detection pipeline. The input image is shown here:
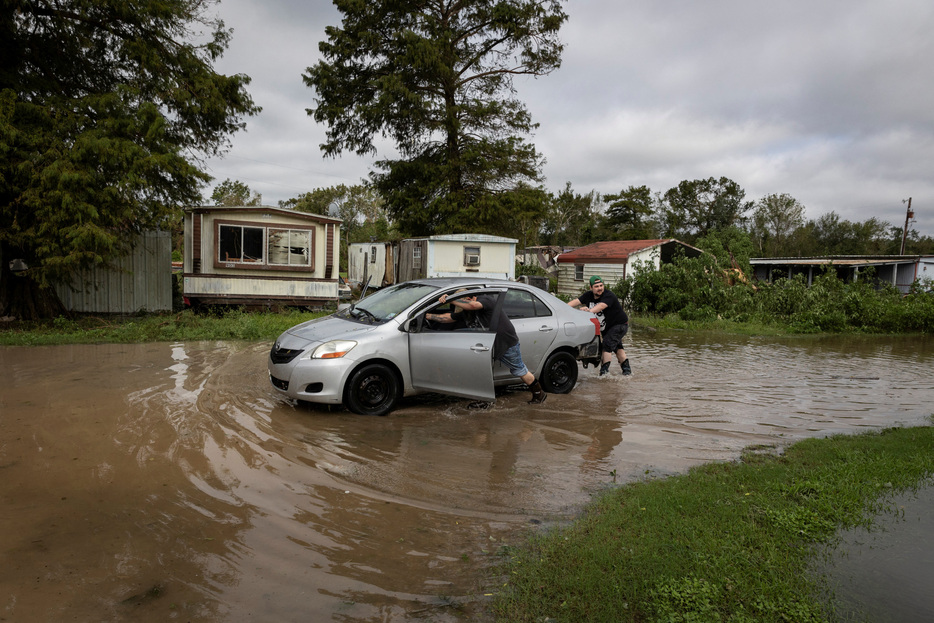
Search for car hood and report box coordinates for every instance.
[282,314,380,346]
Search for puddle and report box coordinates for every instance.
[815,483,934,622]
[1,332,932,621]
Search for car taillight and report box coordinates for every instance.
[589,317,601,335]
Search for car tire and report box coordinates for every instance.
[540,351,578,394]
[344,363,400,416]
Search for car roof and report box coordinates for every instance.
[404,277,520,288]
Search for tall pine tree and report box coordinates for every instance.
[1,0,259,318]
[304,0,566,236]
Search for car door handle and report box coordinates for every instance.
[470,344,490,352]
[539,326,554,332]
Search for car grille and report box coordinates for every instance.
[270,374,289,391]
[270,343,304,364]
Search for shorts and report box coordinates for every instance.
[498,343,529,378]
[602,323,628,354]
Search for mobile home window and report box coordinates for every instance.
[413,246,421,269]
[219,224,265,263]
[575,265,584,280]
[463,246,481,266]
[370,246,377,263]
[267,229,311,266]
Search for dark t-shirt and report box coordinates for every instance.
[577,289,628,331]
[475,294,519,359]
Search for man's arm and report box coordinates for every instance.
[567,298,582,308]
[426,312,455,323]
[439,293,483,310]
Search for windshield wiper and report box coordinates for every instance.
[350,304,378,323]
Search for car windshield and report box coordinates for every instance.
[339,282,440,323]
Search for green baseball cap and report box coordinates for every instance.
[589,275,603,286]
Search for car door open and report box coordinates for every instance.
[407,290,504,401]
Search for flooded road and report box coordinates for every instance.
[1,331,932,622]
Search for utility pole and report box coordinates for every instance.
[900,197,914,255]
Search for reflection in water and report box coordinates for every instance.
[0,333,932,621]
[814,482,934,623]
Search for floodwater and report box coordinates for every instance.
[1,330,932,622]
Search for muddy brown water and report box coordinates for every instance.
[1,331,932,622]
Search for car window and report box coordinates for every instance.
[504,288,553,319]
[417,293,491,332]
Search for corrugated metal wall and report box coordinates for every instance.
[54,230,172,313]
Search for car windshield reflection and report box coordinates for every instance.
[339,282,440,323]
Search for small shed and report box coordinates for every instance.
[53,229,172,313]
[347,241,395,288]
[182,205,342,308]
[749,255,934,294]
[555,239,703,297]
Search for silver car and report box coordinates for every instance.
[268,277,601,415]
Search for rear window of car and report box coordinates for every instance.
[504,288,552,319]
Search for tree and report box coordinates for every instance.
[1,0,259,319]
[541,182,602,247]
[796,212,892,256]
[603,185,658,240]
[749,193,806,256]
[281,184,392,271]
[659,177,753,243]
[212,179,261,206]
[304,0,567,237]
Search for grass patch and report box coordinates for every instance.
[0,308,330,346]
[491,424,934,622]
[629,314,793,337]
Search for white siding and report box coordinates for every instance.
[557,263,627,298]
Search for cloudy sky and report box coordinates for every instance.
[204,0,933,237]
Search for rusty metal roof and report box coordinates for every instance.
[556,239,701,263]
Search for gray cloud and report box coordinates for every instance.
[204,0,933,235]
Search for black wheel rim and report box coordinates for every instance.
[358,373,389,407]
[549,359,573,391]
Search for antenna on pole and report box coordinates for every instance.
[900,197,914,255]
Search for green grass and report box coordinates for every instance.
[630,313,793,336]
[0,308,330,346]
[491,424,934,623]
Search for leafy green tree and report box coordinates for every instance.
[281,184,393,271]
[659,177,753,243]
[794,212,892,256]
[303,0,567,237]
[494,183,550,249]
[541,182,602,247]
[1,0,259,319]
[749,193,806,256]
[212,179,261,206]
[603,185,658,240]
[695,226,755,272]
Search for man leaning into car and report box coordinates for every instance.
[427,293,547,404]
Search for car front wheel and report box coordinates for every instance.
[344,363,401,416]
[540,351,578,394]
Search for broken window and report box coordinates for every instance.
[268,229,312,266]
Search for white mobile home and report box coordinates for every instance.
[396,234,518,282]
[555,239,703,297]
[182,205,342,308]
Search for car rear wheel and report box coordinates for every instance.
[344,363,400,416]
[540,351,578,394]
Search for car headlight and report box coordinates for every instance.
[309,340,357,359]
